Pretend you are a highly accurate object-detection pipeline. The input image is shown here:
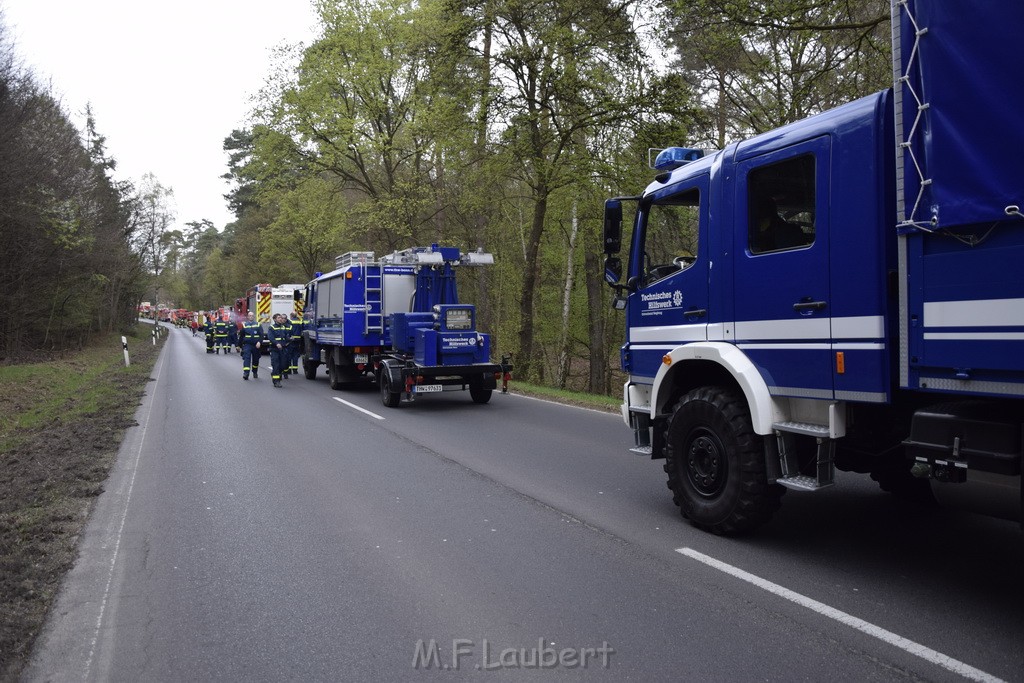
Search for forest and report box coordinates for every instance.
[0,0,891,392]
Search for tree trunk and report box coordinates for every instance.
[517,187,548,380]
[556,200,579,389]
[584,244,607,394]
[474,4,493,338]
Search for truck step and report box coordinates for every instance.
[629,445,653,456]
[776,474,835,491]
[773,426,836,490]
[772,421,831,437]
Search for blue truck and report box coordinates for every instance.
[601,0,1024,534]
[302,246,511,407]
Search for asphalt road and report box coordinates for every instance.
[27,326,1024,681]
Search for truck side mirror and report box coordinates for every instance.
[604,256,622,284]
[603,199,622,255]
[294,289,303,301]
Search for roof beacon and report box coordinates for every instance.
[652,147,704,172]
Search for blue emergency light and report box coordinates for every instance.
[652,147,704,171]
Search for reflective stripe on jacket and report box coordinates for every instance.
[240,322,263,345]
[268,323,290,346]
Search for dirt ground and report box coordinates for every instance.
[0,328,164,682]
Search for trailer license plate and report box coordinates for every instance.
[354,354,368,363]
[414,384,442,393]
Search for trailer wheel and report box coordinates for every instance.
[469,385,492,404]
[663,386,783,535]
[380,371,401,408]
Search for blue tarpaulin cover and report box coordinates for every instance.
[898,0,1024,229]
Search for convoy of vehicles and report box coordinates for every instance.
[600,0,1023,533]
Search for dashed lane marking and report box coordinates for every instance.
[331,396,385,420]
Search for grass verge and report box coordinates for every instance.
[0,326,165,682]
[509,381,621,413]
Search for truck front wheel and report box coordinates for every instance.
[663,386,783,535]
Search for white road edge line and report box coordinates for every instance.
[507,391,617,415]
[676,547,1004,683]
[332,396,385,420]
[84,348,168,678]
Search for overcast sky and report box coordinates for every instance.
[1,0,318,232]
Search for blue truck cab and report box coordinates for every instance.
[602,0,1024,534]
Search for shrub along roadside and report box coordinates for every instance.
[0,325,165,681]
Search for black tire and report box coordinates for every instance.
[380,371,401,408]
[328,355,343,390]
[303,356,317,380]
[663,386,784,535]
[469,385,492,404]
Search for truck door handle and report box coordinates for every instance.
[793,300,826,312]
[685,308,707,318]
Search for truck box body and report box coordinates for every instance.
[894,2,1024,396]
[306,262,416,348]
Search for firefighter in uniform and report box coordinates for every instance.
[287,311,304,377]
[239,312,263,380]
[214,315,230,353]
[204,314,216,353]
[268,313,290,388]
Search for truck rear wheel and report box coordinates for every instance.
[663,386,783,535]
[380,371,401,408]
[328,355,343,390]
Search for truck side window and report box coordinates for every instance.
[642,188,699,286]
[748,155,815,254]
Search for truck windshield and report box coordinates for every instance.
[638,188,700,287]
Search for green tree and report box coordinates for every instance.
[0,19,145,354]
[666,0,891,141]
[260,176,348,282]
[134,174,175,308]
[482,0,674,379]
[253,0,441,250]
